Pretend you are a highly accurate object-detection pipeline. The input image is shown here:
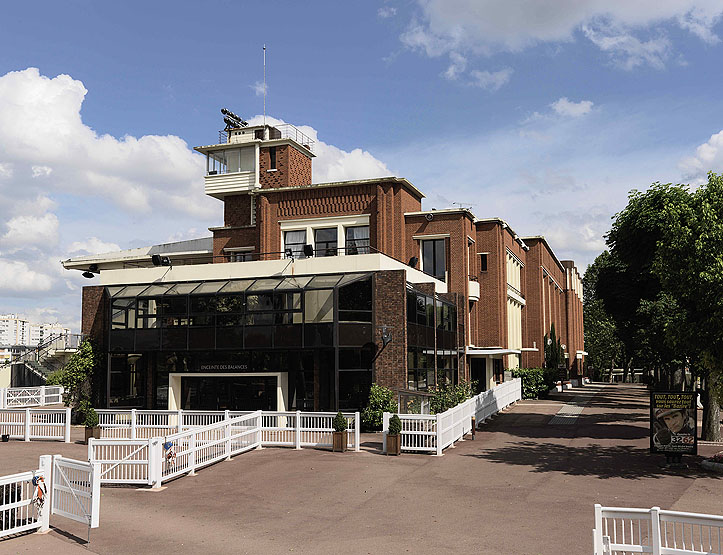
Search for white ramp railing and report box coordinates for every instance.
[51,456,100,529]
[594,505,723,555]
[0,408,71,442]
[383,378,522,455]
[0,386,64,408]
[0,456,51,538]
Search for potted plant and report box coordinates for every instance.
[332,411,348,452]
[386,414,402,456]
[81,401,101,444]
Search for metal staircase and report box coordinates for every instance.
[1,334,83,384]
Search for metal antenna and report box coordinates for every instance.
[452,202,475,210]
[263,44,267,129]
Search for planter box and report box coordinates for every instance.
[332,430,347,452]
[85,426,101,444]
[386,434,401,456]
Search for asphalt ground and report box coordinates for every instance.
[1,384,721,555]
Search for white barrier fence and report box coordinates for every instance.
[0,456,51,538]
[0,408,71,442]
[51,456,100,529]
[382,378,522,455]
[0,386,64,409]
[594,505,723,555]
[90,410,361,487]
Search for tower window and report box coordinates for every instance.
[269,147,277,170]
[480,253,488,272]
[421,239,446,281]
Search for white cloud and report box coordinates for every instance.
[66,237,121,256]
[246,115,391,182]
[400,0,723,73]
[31,165,52,177]
[0,68,215,219]
[679,129,723,183]
[252,81,267,97]
[0,163,12,178]
[0,260,54,293]
[444,52,468,80]
[1,213,59,249]
[550,97,594,117]
[378,6,397,18]
[469,68,513,91]
[582,26,672,70]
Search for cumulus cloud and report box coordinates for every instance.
[1,213,59,249]
[378,6,397,18]
[252,81,267,97]
[66,237,122,256]
[0,260,54,293]
[400,0,723,76]
[0,68,214,219]
[469,68,513,91]
[246,115,391,183]
[679,129,723,183]
[550,97,594,117]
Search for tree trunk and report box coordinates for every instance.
[702,370,721,442]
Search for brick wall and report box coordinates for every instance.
[81,285,109,406]
[373,270,407,390]
[259,144,312,189]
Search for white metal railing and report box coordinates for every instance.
[90,409,361,487]
[0,386,64,408]
[594,505,723,555]
[383,378,522,455]
[0,456,51,538]
[96,409,360,451]
[0,408,71,442]
[51,455,100,529]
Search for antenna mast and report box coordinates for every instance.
[263,44,267,129]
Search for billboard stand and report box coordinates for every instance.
[650,391,697,466]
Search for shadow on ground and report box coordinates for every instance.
[466,441,721,480]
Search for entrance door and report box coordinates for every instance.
[181,376,277,411]
[470,358,486,394]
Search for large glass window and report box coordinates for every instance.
[314,228,338,257]
[284,230,307,258]
[345,226,370,255]
[207,147,255,175]
[422,238,446,281]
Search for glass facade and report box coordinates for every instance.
[406,287,457,391]
[107,274,374,411]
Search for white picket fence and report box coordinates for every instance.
[594,505,723,555]
[90,410,361,487]
[0,408,71,442]
[51,456,100,529]
[382,378,522,455]
[0,386,64,409]
[0,456,51,538]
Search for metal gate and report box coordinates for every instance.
[51,456,100,529]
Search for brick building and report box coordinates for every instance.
[63,120,584,411]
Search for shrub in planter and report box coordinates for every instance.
[332,411,348,452]
[361,383,396,431]
[386,414,402,456]
[80,400,101,443]
[511,368,547,399]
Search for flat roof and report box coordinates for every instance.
[519,236,566,273]
[260,176,425,200]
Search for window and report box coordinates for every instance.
[480,253,488,272]
[225,250,254,262]
[284,230,307,258]
[269,146,277,170]
[345,226,370,255]
[206,147,255,175]
[422,239,446,280]
[314,228,337,257]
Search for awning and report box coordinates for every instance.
[106,272,373,298]
[466,347,521,356]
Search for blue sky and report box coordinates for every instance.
[2,0,723,331]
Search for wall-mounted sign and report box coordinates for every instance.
[650,391,697,455]
[199,364,249,372]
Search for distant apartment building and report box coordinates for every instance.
[62,116,584,411]
[0,314,70,347]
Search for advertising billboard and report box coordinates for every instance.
[650,391,697,455]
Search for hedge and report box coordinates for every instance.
[511,368,549,399]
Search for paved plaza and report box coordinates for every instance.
[1,384,721,554]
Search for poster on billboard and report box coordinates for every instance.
[650,391,697,455]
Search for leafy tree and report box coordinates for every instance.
[46,339,100,420]
[583,252,625,381]
[544,322,564,378]
[653,173,723,441]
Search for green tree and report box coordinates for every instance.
[544,322,564,378]
[582,252,624,381]
[46,339,100,416]
[653,173,723,441]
